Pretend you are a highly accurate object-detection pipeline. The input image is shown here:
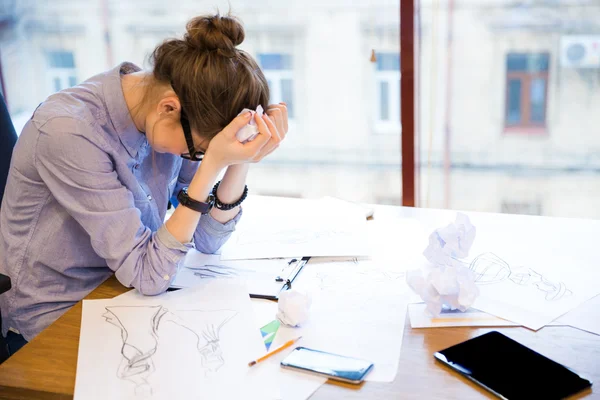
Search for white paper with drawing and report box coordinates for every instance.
[172,249,289,298]
[276,220,412,383]
[220,196,370,260]
[74,280,277,400]
[460,212,600,330]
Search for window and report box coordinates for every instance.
[501,201,542,216]
[258,53,294,118]
[1,3,402,207]
[46,51,77,93]
[375,53,400,131]
[505,53,549,130]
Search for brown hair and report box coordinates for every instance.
[150,13,269,142]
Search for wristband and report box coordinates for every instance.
[177,187,215,214]
[212,181,248,211]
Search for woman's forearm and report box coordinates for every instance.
[165,154,223,243]
[210,163,250,223]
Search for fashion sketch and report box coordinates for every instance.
[467,252,572,301]
[103,306,237,396]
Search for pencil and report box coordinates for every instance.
[248,336,303,367]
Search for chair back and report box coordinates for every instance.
[0,93,17,205]
[0,94,15,362]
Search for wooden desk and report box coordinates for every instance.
[0,275,597,400]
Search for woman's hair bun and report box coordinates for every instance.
[184,13,245,53]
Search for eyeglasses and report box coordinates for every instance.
[179,109,204,161]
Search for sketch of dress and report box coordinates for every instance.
[467,252,572,301]
[103,306,237,396]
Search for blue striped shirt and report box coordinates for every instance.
[0,63,240,341]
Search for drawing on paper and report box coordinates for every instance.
[236,228,352,246]
[103,306,237,396]
[467,252,572,301]
[185,264,255,279]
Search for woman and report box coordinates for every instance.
[0,13,287,356]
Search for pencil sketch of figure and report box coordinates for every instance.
[468,252,572,301]
[185,264,255,279]
[163,309,237,375]
[103,306,237,396]
[236,229,351,246]
[103,306,165,397]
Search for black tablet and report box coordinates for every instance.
[434,331,592,400]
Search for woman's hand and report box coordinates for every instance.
[203,103,288,169]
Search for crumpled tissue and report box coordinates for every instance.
[236,105,264,143]
[276,289,312,327]
[407,213,479,316]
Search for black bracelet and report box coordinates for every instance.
[212,181,248,211]
[177,187,215,214]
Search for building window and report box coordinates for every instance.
[258,53,294,118]
[375,53,400,131]
[505,53,549,130]
[46,51,77,93]
[501,200,542,216]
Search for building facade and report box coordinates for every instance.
[1,0,599,218]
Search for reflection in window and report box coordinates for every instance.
[53,78,61,93]
[530,78,546,123]
[507,79,522,124]
[501,201,542,216]
[380,81,390,120]
[48,51,75,69]
[375,52,400,130]
[46,50,78,93]
[505,52,549,129]
[258,53,294,118]
[376,53,400,71]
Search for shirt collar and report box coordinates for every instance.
[103,62,147,158]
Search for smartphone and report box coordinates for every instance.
[280,346,374,384]
[434,331,592,400]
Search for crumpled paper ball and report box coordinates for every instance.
[423,212,476,267]
[277,289,311,327]
[236,105,264,143]
[407,265,480,316]
[407,213,479,316]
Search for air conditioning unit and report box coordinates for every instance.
[560,35,600,68]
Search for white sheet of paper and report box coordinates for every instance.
[220,196,370,260]
[320,196,375,219]
[277,254,409,383]
[366,218,428,266]
[556,294,600,336]
[408,303,519,328]
[172,250,289,298]
[407,303,572,330]
[251,299,327,400]
[421,211,600,331]
[75,280,277,400]
[464,213,600,330]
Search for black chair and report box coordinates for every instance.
[0,93,16,362]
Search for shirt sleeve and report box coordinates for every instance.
[175,159,242,254]
[35,118,192,295]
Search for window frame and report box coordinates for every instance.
[46,50,77,94]
[504,53,550,134]
[258,53,295,120]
